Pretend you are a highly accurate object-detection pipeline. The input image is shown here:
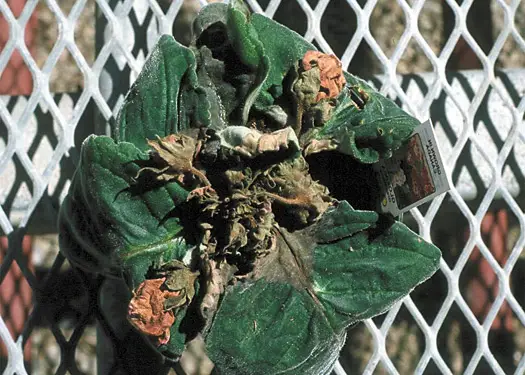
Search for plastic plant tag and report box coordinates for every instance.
[375,119,450,216]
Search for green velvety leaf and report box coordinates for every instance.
[312,202,441,330]
[226,1,269,124]
[58,135,189,282]
[116,35,198,150]
[205,280,345,375]
[227,0,263,69]
[193,3,314,125]
[204,200,440,374]
[314,72,419,163]
[314,200,378,243]
[178,46,228,131]
[250,13,314,108]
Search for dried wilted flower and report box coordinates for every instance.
[136,134,210,187]
[302,51,346,101]
[127,278,181,346]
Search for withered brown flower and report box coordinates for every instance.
[127,278,181,346]
[136,133,210,187]
[302,51,346,101]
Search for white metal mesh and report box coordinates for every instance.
[0,0,524,374]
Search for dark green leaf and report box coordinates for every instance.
[115,35,198,150]
[312,72,419,163]
[205,201,440,374]
[59,135,189,283]
[314,200,378,243]
[312,202,441,330]
[205,280,345,375]
[250,13,314,109]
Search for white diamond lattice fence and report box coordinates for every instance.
[0,0,524,374]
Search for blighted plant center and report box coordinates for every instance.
[0,1,524,375]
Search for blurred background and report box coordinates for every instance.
[0,0,524,374]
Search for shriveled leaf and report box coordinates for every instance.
[153,260,200,309]
[292,64,321,107]
[216,126,299,158]
[137,134,210,188]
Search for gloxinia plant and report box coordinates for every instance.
[59,1,441,374]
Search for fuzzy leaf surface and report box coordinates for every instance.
[59,135,189,282]
[116,35,198,150]
[312,202,441,331]
[205,280,345,375]
[205,201,441,374]
[312,73,419,163]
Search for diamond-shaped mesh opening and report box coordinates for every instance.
[496,35,525,69]
[73,1,95,65]
[487,305,520,373]
[0,48,34,96]
[417,0,444,58]
[445,35,485,71]
[414,268,448,324]
[436,302,477,374]
[397,39,434,74]
[49,49,84,93]
[320,0,356,58]
[430,199,471,269]
[34,2,59,70]
[339,323,374,374]
[459,220,509,326]
[384,305,424,374]
[347,39,383,79]
[369,0,406,60]
[271,0,307,38]
[465,1,494,56]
